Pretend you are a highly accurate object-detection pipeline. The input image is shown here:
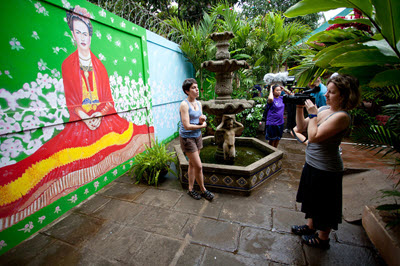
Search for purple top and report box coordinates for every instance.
[266,96,284,125]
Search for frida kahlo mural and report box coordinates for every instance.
[0,5,154,232]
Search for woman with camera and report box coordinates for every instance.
[291,74,361,249]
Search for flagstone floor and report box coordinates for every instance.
[1,133,395,265]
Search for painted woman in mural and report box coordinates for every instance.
[0,6,154,230]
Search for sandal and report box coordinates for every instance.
[187,190,201,200]
[291,225,316,236]
[200,190,214,201]
[302,234,330,249]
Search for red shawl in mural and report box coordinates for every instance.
[0,51,154,229]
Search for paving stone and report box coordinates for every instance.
[156,163,184,192]
[130,205,189,238]
[43,212,105,246]
[238,227,305,265]
[220,201,272,229]
[278,168,302,183]
[342,169,394,222]
[252,180,298,210]
[181,216,241,252]
[134,188,183,208]
[333,221,374,248]
[26,240,116,266]
[272,208,305,233]
[175,243,205,266]
[130,234,183,265]
[0,233,55,265]
[215,191,257,205]
[75,247,120,266]
[99,182,146,201]
[202,247,271,266]
[84,221,149,263]
[281,159,305,171]
[114,173,134,183]
[92,199,145,225]
[26,240,78,266]
[157,174,184,192]
[173,194,223,219]
[74,195,111,215]
[303,241,382,266]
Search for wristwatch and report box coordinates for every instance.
[308,114,317,119]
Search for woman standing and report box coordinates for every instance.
[264,84,292,148]
[291,74,361,249]
[179,78,214,200]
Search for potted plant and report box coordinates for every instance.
[128,138,178,186]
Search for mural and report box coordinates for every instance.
[146,30,194,142]
[0,0,153,238]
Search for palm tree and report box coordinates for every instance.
[165,12,217,97]
[251,12,310,74]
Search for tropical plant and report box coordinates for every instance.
[128,138,178,186]
[237,0,321,29]
[236,97,267,137]
[165,12,217,95]
[251,12,310,75]
[166,3,311,99]
[285,0,400,88]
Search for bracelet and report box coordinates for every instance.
[308,114,317,119]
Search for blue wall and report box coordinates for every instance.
[146,31,195,141]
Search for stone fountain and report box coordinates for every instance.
[175,31,283,194]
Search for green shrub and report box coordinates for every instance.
[128,138,178,186]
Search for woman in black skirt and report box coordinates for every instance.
[291,74,361,249]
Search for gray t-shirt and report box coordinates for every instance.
[305,106,350,172]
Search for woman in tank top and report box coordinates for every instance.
[179,78,214,201]
[291,74,361,249]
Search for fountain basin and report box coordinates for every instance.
[174,136,283,194]
[201,99,254,114]
[202,59,249,73]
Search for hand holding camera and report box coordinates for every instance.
[304,99,318,115]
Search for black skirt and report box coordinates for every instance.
[296,162,343,231]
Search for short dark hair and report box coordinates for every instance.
[327,74,361,110]
[182,78,197,95]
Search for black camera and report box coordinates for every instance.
[283,86,319,105]
[283,93,316,105]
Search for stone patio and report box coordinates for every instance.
[1,133,394,265]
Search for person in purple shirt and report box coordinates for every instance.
[265,83,292,148]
